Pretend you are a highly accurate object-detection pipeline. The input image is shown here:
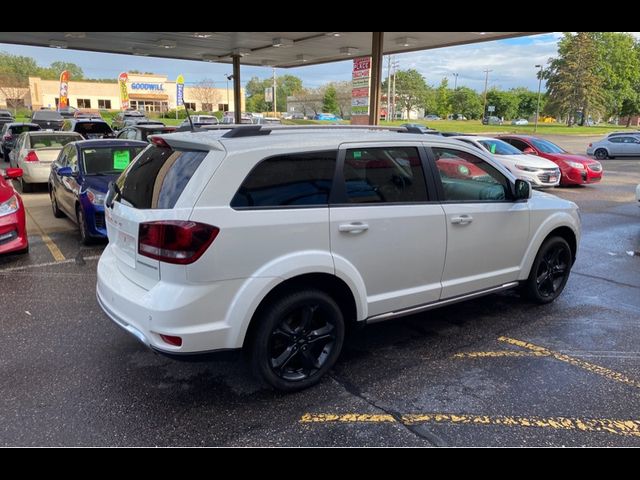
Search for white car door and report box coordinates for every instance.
[330,143,446,317]
[429,145,530,299]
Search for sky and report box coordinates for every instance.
[0,33,580,92]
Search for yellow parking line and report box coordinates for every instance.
[300,413,640,437]
[25,209,65,262]
[498,336,640,390]
[453,351,549,359]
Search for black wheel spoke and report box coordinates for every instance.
[272,325,294,340]
[300,348,320,370]
[271,345,298,369]
[306,324,335,345]
[298,304,317,333]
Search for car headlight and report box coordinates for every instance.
[566,161,585,169]
[86,189,106,205]
[0,195,19,217]
[515,164,539,172]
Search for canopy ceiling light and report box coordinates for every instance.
[49,40,67,49]
[132,48,150,56]
[158,39,177,49]
[231,48,251,56]
[64,32,85,39]
[395,37,415,47]
[339,46,359,56]
[272,37,294,48]
[202,54,219,62]
[193,32,214,39]
[297,54,309,63]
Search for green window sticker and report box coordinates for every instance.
[490,143,497,154]
[352,151,362,159]
[113,150,131,170]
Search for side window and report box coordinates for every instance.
[57,145,70,166]
[432,147,510,202]
[67,147,78,171]
[231,150,336,208]
[343,147,428,204]
[503,138,529,151]
[609,137,623,144]
[127,129,139,140]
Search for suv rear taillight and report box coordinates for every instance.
[138,220,219,265]
[2,134,12,141]
[24,150,39,162]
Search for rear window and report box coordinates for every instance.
[28,134,80,149]
[114,145,207,209]
[10,125,40,134]
[74,122,112,136]
[81,146,146,175]
[33,111,63,120]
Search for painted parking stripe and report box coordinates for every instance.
[453,351,549,359]
[498,336,640,390]
[300,413,640,437]
[0,255,101,273]
[25,209,65,262]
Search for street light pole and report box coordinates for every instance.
[453,73,458,90]
[534,64,543,132]
[225,74,233,112]
[482,69,492,122]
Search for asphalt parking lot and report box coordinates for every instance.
[1,135,639,446]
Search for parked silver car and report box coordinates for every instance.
[587,135,640,160]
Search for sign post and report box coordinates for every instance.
[351,57,371,125]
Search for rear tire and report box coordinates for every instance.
[77,206,93,245]
[249,289,345,392]
[20,178,31,193]
[2,147,9,160]
[524,236,572,304]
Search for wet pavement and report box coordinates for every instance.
[1,136,639,446]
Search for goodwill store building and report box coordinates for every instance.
[24,73,242,112]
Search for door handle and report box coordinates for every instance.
[338,222,369,233]
[451,215,473,225]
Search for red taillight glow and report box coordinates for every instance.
[138,220,219,265]
[150,136,170,148]
[588,143,592,147]
[24,150,39,162]
[160,334,183,347]
[2,134,12,141]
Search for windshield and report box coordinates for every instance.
[11,125,39,134]
[74,122,112,137]
[530,138,566,154]
[478,139,523,155]
[81,146,145,175]
[34,111,63,120]
[28,134,80,148]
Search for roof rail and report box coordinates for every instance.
[221,125,270,138]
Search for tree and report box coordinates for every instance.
[0,52,40,82]
[189,78,222,111]
[545,32,604,125]
[330,81,352,119]
[392,69,428,119]
[245,74,304,113]
[486,89,519,120]
[450,87,483,119]
[510,87,541,119]
[322,85,339,114]
[48,62,84,79]
[0,74,27,113]
[435,78,451,118]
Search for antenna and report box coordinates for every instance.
[183,102,195,132]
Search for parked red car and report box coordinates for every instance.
[0,168,28,255]
[498,135,603,186]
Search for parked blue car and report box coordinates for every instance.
[49,139,147,244]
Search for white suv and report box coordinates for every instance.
[97,126,580,391]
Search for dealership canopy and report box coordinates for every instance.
[0,32,544,124]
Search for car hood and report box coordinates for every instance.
[546,153,597,165]
[82,174,119,193]
[495,154,559,168]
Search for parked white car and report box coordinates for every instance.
[97,126,580,391]
[452,136,561,188]
[511,119,529,125]
[9,131,83,191]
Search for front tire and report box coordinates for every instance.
[594,148,608,160]
[524,236,572,304]
[249,289,345,392]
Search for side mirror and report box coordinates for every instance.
[58,166,73,177]
[523,147,536,155]
[3,167,23,179]
[514,179,532,200]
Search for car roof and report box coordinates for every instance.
[153,125,476,152]
[452,135,496,142]
[130,124,174,130]
[28,131,82,136]
[6,122,39,127]
[71,139,148,148]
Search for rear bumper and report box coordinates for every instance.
[96,245,247,353]
[21,163,51,183]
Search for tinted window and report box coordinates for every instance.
[609,137,624,144]
[74,122,112,137]
[231,151,336,208]
[432,147,509,202]
[343,147,428,204]
[33,111,63,120]
[10,125,39,135]
[502,138,530,151]
[529,138,565,153]
[478,139,523,155]
[115,146,206,209]
[81,146,146,175]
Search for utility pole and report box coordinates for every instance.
[391,59,400,121]
[272,67,277,117]
[482,69,492,121]
[534,64,543,132]
[453,73,459,90]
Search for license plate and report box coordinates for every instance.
[118,230,136,255]
[549,175,557,182]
